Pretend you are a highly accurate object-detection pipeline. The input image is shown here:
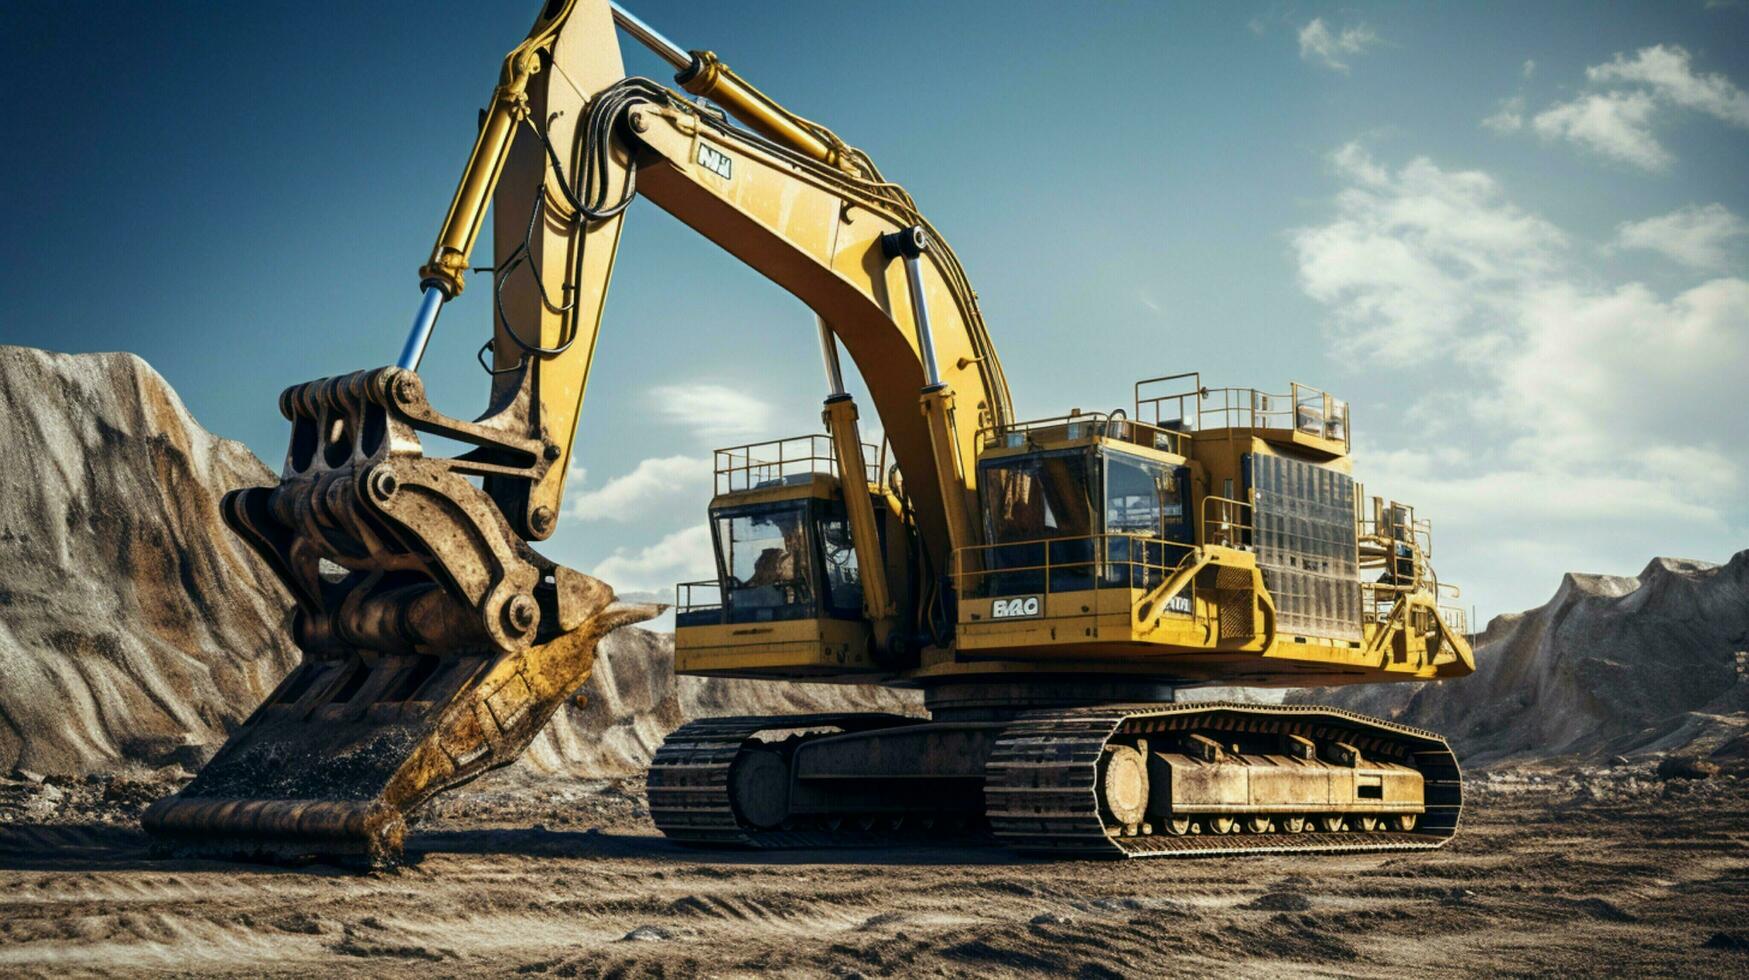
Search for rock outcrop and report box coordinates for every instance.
[0,347,298,774]
[1292,554,1749,766]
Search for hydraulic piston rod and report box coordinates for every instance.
[396,284,447,372]
[817,314,847,397]
[609,2,690,69]
[883,227,942,387]
[612,3,848,169]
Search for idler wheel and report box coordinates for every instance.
[1099,743,1150,834]
[729,748,791,830]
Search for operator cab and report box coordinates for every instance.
[684,479,862,627]
[967,413,1197,600]
[674,435,909,678]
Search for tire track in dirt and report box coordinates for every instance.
[1,768,1746,977]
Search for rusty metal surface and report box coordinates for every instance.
[984,703,1462,859]
[646,701,1459,860]
[143,365,649,866]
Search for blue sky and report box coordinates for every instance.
[4,1,1745,625]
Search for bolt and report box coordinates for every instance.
[505,594,538,634]
[530,505,556,534]
[394,375,419,405]
[543,442,561,461]
[629,111,649,133]
[368,468,398,502]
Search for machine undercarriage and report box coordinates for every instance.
[648,687,1460,857]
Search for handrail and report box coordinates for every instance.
[977,410,1192,456]
[1438,605,1470,634]
[675,578,722,613]
[1134,371,1203,431]
[1199,494,1252,549]
[713,433,883,494]
[1131,376,1351,451]
[952,532,1196,601]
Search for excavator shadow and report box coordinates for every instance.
[0,821,360,877]
[407,826,1030,867]
[0,821,1028,874]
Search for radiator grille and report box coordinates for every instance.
[1245,453,1360,641]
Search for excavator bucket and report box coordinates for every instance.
[143,367,653,866]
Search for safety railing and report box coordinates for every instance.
[1358,580,1468,635]
[714,434,884,494]
[1200,494,1253,550]
[1359,581,1401,625]
[674,579,723,628]
[1358,499,1434,563]
[1134,372,1203,431]
[1438,605,1469,634]
[1133,373,1350,451]
[979,410,1192,456]
[675,579,722,612]
[953,533,1197,602]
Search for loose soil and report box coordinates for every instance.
[2,764,1744,978]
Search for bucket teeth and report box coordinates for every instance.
[143,604,647,866]
[143,367,657,866]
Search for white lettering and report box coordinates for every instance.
[696,143,733,180]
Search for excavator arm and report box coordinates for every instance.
[143,0,1007,866]
[411,0,1010,566]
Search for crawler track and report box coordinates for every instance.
[650,703,1461,857]
[646,713,960,849]
[984,702,1462,858]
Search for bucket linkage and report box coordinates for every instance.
[143,367,651,866]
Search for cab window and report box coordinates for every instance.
[1104,451,1191,543]
[979,449,1098,543]
[816,500,865,619]
[715,503,815,622]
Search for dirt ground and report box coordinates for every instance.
[1,765,1745,978]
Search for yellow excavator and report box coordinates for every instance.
[144,0,1474,865]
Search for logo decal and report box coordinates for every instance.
[697,143,733,180]
[1162,594,1193,616]
[991,595,1042,619]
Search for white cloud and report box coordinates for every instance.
[1613,203,1748,271]
[650,383,774,440]
[1586,44,1749,127]
[1507,44,1749,170]
[1297,18,1380,73]
[1496,276,1748,468]
[1292,145,1748,610]
[1482,96,1526,134]
[1358,443,1728,530]
[1531,91,1670,171]
[590,524,717,596]
[565,454,712,523]
[1522,59,1537,80]
[1291,145,1564,361]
